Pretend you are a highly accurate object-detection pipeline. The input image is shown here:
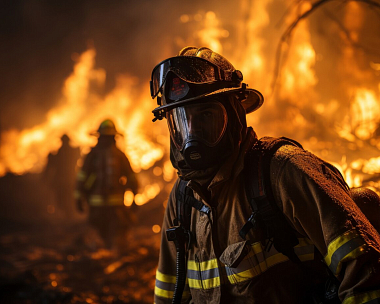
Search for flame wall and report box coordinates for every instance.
[1,0,380,192]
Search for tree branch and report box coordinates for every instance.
[271,0,380,94]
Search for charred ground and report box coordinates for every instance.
[0,172,166,304]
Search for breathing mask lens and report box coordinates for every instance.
[167,101,228,151]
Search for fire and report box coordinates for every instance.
[197,11,229,53]
[235,0,272,92]
[351,89,380,140]
[2,1,380,196]
[0,48,171,205]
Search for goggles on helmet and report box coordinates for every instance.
[167,100,228,151]
[150,56,240,99]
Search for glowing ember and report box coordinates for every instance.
[152,225,161,233]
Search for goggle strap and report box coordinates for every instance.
[151,56,236,97]
[218,69,224,81]
[237,83,247,101]
[150,80,154,98]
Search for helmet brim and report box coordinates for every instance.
[153,86,264,116]
[90,130,123,136]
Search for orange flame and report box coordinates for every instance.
[0,48,173,205]
[2,3,380,195]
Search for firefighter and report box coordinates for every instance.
[75,119,139,253]
[43,134,80,218]
[150,47,380,303]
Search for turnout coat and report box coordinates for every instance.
[155,128,380,304]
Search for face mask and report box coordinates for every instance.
[167,100,228,170]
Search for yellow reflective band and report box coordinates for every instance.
[84,173,96,190]
[154,286,173,299]
[324,230,367,276]
[325,230,358,265]
[88,195,124,206]
[296,238,316,262]
[76,170,86,181]
[89,195,103,205]
[226,238,315,284]
[261,252,288,269]
[188,276,220,290]
[227,264,261,284]
[187,258,220,289]
[155,270,190,300]
[188,258,218,271]
[185,239,315,289]
[343,289,380,304]
[156,270,176,284]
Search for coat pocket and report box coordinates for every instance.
[220,240,273,285]
[220,238,315,285]
[219,240,259,285]
[219,240,250,268]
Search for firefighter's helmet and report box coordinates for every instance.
[93,119,122,136]
[150,46,264,121]
[61,134,70,144]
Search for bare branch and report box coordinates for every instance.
[322,7,380,57]
[271,0,380,94]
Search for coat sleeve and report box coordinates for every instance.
[120,153,139,194]
[271,145,380,304]
[154,179,191,304]
[74,150,94,199]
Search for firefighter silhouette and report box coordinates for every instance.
[43,134,80,218]
[75,119,139,253]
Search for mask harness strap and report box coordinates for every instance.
[239,138,301,262]
[167,180,210,304]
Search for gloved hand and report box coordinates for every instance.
[76,198,86,213]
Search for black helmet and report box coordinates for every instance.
[150,46,264,121]
[60,134,70,144]
[150,47,262,171]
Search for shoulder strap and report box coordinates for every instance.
[241,137,303,263]
[176,180,211,231]
[175,180,192,230]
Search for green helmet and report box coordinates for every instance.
[96,119,121,136]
